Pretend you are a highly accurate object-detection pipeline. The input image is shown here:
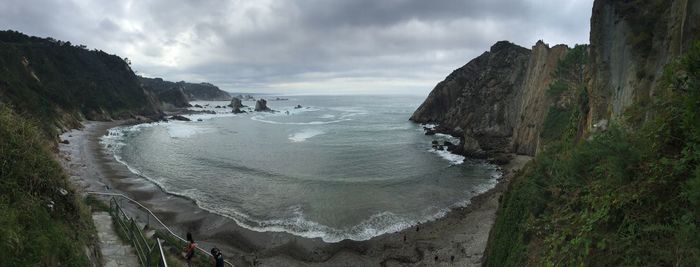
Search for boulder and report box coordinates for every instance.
[294,104,303,109]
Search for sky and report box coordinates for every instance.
[0,0,593,95]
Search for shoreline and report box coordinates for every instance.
[59,119,530,266]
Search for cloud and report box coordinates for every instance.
[0,0,593,95]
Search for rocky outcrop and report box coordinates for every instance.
[411,41,568,156]
[586,0,700,129]
[254,99,272,112]
[230,97,245,113]
[412,0,700,159]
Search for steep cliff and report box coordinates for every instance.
[511,42,570,155]
[0,30,162,136]
[586,0,700,127]
[411,41,568,156]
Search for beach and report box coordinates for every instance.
[58,120,530,266]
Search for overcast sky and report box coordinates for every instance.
[1,0,593,95]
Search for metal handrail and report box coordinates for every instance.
[87,191,235,267]
[155,238,168,267]
[109,196,164,267]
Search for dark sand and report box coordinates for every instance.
[58,120,531,266]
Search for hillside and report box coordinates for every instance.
[0,30,163,137]
[0,105,95,266]
[412,0,700,265]
[139,76,231,101]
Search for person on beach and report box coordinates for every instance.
[211,247,224,267]
[183,232,197,266]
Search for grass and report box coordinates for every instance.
[0,106,96,266]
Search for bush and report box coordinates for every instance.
[0,106,95,266]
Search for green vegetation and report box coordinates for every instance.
[486,42,700,266]
[0,106,95,266]
[616,0,667,57]
[0,30,160,138]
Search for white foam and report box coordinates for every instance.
[252,116,352,125]
[184,112,237,121]
[318,114,335,119]
[430,148,465,165]
[288,129,325,142]
[165,123,213,138]
[434,133,461,145]
[420,123,438,129]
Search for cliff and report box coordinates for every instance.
[0,30,162,136]
[139,76,231,101]
[411,41,568,156]
[481,0,700,265]
[586,0,700,128]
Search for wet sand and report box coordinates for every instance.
[58,120,531,266]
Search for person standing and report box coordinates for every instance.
[210,247,224,267]
[183,232,197,267]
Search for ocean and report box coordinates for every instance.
[100,95,500,242]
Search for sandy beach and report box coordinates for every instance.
[58,120,530,266]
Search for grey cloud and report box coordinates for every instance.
[0,0,593,94]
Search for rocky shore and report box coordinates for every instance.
[58,120,530,266]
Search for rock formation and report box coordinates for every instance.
[411,0,700,160]
[411,41,567,157]
[254,99,272,112]
[230,97,245,113]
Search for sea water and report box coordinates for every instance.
[101,95,500,242]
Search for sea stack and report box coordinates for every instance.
[254,99,272,112]
[230,97,245,113]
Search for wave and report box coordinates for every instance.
[288,129,325,142]
[166,122,213,138]
[251,105,366,125]
[98,113,502,243]
[251,116,352,125]
[429,148,466,165]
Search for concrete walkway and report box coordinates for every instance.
[93,212,140,267]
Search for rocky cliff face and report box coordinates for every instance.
[413,0,700,158]
[511,43,569,155]
[411,41,568,156]
[586,0,700,128]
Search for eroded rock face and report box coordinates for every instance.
[511,42,569,155]
[230,97,245,113]
[411,41,567,156]
[586,0,700,128]
[254,99,272,112]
